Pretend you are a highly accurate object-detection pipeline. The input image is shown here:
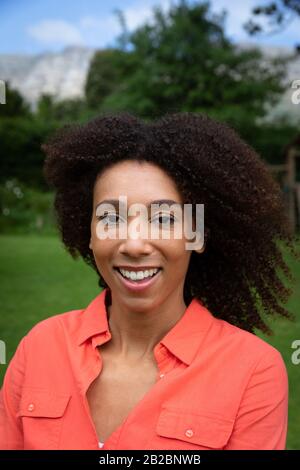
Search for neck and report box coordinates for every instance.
[106,289,187,361]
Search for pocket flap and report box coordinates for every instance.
[18,388,71,418]
[156,405,234,449]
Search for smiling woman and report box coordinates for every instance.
[0,112,299,450]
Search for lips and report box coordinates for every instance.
[113,266,162,292]
[114,266,161,271]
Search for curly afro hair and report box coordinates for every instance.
[42,112,300,335]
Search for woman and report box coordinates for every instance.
[0,112,298,450]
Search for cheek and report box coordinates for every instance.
[163,240,191,275]
[90,239,114,270]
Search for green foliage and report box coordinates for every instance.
[238,121,299,165]
[0,116,58,189]
[0,99,99,192]
[36,94,87,123]
[88,1,288,131]
[0,82,31,118]
[85,49,131,111]
[0,179,56,235]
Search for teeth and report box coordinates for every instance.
[119,268,159,281]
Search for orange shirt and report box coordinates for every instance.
[0,288,288,450]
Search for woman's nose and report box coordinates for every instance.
[118,219,153,256]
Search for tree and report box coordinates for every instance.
[244,0,300,51]
[85,49,132,110]
[0,116,57,188]
[36,94,55,121]
[0,82,31,117]
[86,0,288,131]
[36,94,87,122]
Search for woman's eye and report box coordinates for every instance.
[96,212,120,224]
[152,213,175,225]
[97,212,175,226]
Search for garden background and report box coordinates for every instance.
[0,0,299,449]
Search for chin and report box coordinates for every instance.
[122,294,161,311]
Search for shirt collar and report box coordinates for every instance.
[77,288,215,365]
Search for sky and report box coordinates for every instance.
[0,0,298,55]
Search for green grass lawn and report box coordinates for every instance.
[0,234,299,449]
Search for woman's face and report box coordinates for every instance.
[89,160,194,312]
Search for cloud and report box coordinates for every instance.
[123,0,173,29]
[78,0,173,47]
[79,15,120,46]
[26,0,297,51]
[26,3,158,50]
[27,19,84,46]
[26,0,242,51]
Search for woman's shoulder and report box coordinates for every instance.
[3,308,88,391]
[22,307,85,348]
[213,315,287,370]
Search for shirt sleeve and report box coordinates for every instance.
[225,347,288,450]
[0,336,27,450]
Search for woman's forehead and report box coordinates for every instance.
[96,159,169,180]
[93,160,183,201]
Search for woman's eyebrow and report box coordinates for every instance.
[95,199,182,211]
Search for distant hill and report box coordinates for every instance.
[0,44,299,122]
[0,46,95,110]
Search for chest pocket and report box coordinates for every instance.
[153,405,234,450]
[17,387,71,450]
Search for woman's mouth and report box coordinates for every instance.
[113,267,162,292]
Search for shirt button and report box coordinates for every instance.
[159,373,165,378]
[27,403,35,412]
[185,429,194,438]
